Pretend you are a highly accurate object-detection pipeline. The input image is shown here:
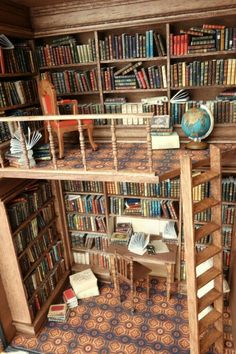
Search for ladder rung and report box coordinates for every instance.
[195,222,221,243]
[199,309,222,335]
[196,245,221,266]
[194,197,220,214]
[192,171,219,187]
[200,327,222,354]
[198,288,222,313]
[197,267,221,289]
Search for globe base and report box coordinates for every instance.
[185,140,208,150]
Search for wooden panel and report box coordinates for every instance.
[0,0,32,37]
[30,0,236,36]
[0,274,15,343]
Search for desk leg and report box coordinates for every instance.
[166,263,175,300]
[110,256,117,291]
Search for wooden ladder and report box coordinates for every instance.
[180,145,223,354]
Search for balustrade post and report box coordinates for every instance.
[146,116,153,173]
[77,119,87,171]
[47,121,57,169]
[111,118,118,171]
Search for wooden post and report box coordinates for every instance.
[111,119,118,171]
[18,122,30,169]
[77,119,87,171]
[146,117,153,173]
[47,121,57,169]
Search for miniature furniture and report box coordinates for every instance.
[112,249,152,313]
[37,78,98,159]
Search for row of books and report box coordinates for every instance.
[0,45,36,74]
[101,64,167,90]
[73,251,110,269]
[20,238,63,278]
[193,180,210,202]
[106,179,180,198]
[65,194,105,215]
[99,30,166,61]
[66,214,107,233]
[0,79,38,108]
[222,177,236,202]
[42,69,98,94]
[0,121,11,143]
[47,303,70,322]
[24,243,63,299]
[7,181,53,230]
[63,180,104,194]
[222,205,235,225]
[222,226,233,249]
[36,38,96,67]
[109,197,179,219]
[170,58,236,88]
[171,100,236,124]
[28,259,65,320]
[71,232,109,251]
[170,26,236,56]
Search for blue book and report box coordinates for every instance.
[146,30,150,57]
[149,30,154,57]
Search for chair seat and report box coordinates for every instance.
[50,119,93,128]
[133,262,152,281]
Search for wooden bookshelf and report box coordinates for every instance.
[0,179,69,335]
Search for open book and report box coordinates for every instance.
[0,34,14,49]
[170,89,190,103]
[128,232,150,255]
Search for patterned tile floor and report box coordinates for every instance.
[11,279,235,354]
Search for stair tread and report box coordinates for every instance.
[195,222,221,243]
[198,288,222,313]
[196,245,221,266]
[200,327,222,354]
[199,309,222,335]
[193,171,219,187]
[194,197,220,214]
[197,267,221,289]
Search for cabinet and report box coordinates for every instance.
[60,178,181,282]
[34,13,236,143]
[0,178,69,335]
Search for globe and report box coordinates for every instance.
[181,105,214,150]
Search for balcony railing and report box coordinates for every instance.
[0,113,163,181]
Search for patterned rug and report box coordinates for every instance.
[11,279,235,354]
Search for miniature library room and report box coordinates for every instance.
[1,0,236,353]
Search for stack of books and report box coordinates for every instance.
[47,303,69,322]
[63,288,78,309]
[69,268,99,299]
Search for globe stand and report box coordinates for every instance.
[185,140,208,150]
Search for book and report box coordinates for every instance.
[150,239,170,253]
[63,288,78,308]
[77,285,100,299]
[170,89,190,102]
[151,132,180,149]
[128,232,150,255]
[0,34,14,49]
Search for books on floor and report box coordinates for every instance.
[47,303,69,322]
[69,268,99,299]
[63,288,78,308]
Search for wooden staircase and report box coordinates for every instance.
[180,145,223,354]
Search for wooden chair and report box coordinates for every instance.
[113,250,152,313]
[37,78,98,159]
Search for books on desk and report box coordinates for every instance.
[128,232,150,255]
[151,132,180,150]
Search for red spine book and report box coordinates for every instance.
[137,70,147,89]
[0,47,5,74]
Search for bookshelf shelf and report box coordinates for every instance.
[103,88,167,93]
[0,101,39,112]
[64,191,104,196]
[0,72,37,78]
[109,213,178,221]
[39,62,97,70]
[170,85,236,90]
[57,91,100,96]
[101,56,167,64]
[170,50,236,59]
[68,229,107,235]
[67,211,105,217]
[107,193,179,201]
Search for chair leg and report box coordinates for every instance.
[57,131,64,159]
[146,275,150,299]
[87,125,98,151]
[130,281,135,314]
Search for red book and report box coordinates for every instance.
[0,47,5,74]
[137,70,146,89]
[63,288,76,302]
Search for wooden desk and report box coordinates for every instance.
[106,243,178,300]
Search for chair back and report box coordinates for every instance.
[38,78,58,116]
[115,251,134,284]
